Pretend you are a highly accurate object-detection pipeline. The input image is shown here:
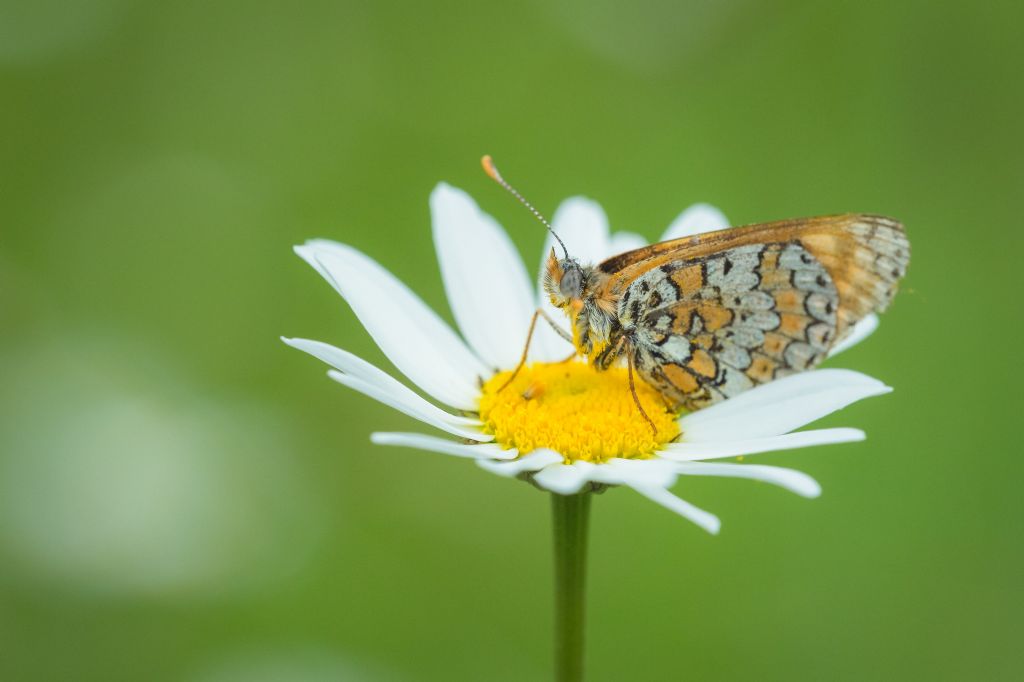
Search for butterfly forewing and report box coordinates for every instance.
[599,214,908,411]
[599,213,909,338]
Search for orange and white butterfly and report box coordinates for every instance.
[482,156,910,431]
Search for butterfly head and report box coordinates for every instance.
[544,248,589,314]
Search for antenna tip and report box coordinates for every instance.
[481,155,502,182]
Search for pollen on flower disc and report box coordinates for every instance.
[478,362,680,463]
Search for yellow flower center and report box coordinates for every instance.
[478,361,680,463]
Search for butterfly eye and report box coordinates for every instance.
[559,265,584,299]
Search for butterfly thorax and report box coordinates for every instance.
[544,253,622,365]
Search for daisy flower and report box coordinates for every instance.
[283,183,889,534]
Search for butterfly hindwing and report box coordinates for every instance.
[619,242,841,410]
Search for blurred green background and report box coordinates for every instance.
[2,0,1022,680]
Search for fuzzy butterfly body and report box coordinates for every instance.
[545,213,909,412]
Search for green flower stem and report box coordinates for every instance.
[551,491,592,682]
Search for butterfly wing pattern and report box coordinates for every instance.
[605,214,909,411]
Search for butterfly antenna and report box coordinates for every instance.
[481,155,568,259]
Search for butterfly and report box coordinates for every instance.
[482,156,910,432]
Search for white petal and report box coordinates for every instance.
[328,371,492,442]
[283,337,479,426]
[680,369,891,441]
[661,428,865,461]
[535,197,612,354]
[660,203,730,242]
[673,462,821,498]
[484,456,679,491]
[370,432,514,460]
[607,231,647,257]
[431,184,550,367]
[628,485,721,534]
[585,458,678,489]
[828,314,880,358]
[295,240,488,409]
[477,449,563,477]
[532,461,598,495]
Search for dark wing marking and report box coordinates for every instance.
[620,242,840,410]
[597,214,908,339]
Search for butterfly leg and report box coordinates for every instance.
[497,309,574,393]
[625,337,658,436]
[540,309,573,343]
